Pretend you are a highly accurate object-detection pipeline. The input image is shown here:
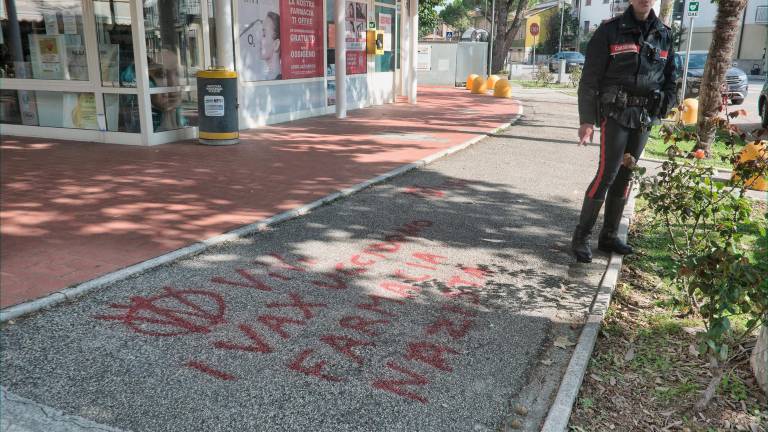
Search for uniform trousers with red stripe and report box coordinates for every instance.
[586,116,650,201]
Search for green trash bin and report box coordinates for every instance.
[197,68,239,145]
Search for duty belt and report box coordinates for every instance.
[626,95,649,107]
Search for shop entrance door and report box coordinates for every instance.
[373,2,396,103]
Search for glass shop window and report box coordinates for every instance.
[94,0,135,87]
[0,0,90,80]
[0,89,99,129]
[142,0,204,88]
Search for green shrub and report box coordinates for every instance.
[635,115,768,362]
[569,65,582,88]
[533,65,554,87]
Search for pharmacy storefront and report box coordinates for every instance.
[0,0,418,145]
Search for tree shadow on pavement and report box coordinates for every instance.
[0,165,606,432]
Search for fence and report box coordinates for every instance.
[416,41,488,86]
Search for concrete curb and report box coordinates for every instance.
[0,103,524,323]
[540,190,637,432]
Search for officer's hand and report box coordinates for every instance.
[578,123,594,146]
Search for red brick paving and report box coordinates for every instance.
[1,86,520,308]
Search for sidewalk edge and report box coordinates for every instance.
[0,103,524,323]
[540,189,637,432]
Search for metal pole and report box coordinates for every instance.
[488,0,495,74]
[558,0,565,53]
[735,5,747,59]
[576,0,582,52]
[335,0,347,118]
[5,0,25,77]
[680,16,694,101]
[215,0,235,69]
[409,0,418,104]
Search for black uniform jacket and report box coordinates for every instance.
[578,7,677,128]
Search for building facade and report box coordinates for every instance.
[576,0,662,36]
[0,0,419,145]
[508,0,560,63]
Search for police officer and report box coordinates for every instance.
[572,0,677,263]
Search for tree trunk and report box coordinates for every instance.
[695,0,747,153]
[751,324,768,396]
[491,0,528,74]
[658,0,673,26]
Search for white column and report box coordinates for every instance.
[335,0,347,118]
[408,0,418,104]
[400,2,409,97]
[130,0,153,145]
[215,0,236,69]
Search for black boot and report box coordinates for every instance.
[571,197,604,263]
[598,196,633,255]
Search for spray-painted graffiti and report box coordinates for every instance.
[94,219,492,404]
[94,287,227,337]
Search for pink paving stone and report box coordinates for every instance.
[0,86,520,308]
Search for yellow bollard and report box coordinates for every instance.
[471,76,488,94]
[493,79,512,98]
[732,141,767,191]
[466,74,479,90]
[486,75,500,91]
[681,98,698,125]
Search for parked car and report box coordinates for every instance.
[548,52,585,73]
[760,77,768,128]
[674,51,749,105]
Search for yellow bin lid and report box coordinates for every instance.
[197,67,237,79]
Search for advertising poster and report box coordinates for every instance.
[63,12,78,35]
[99,44,120,85]
[43,13,59,35]
[66,43,88,80]
[18,90,39,126]
[278,0,323,79]
[327,22,335,49]
[345,0,366,74]
[327,80,336,105]
[38,36,61,72]
[378,13,392,51]
[238,0,282,81]
[416,44,431,71]
[65,93,98,129]
[29,34,67,79]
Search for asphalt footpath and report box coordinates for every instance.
[0,88,610,432]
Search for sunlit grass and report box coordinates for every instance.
[643,124,745,169]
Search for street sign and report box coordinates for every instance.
[681,2,698,99]
[687,1,699,17]
[529,22,540,36]
[446,31,453,40]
